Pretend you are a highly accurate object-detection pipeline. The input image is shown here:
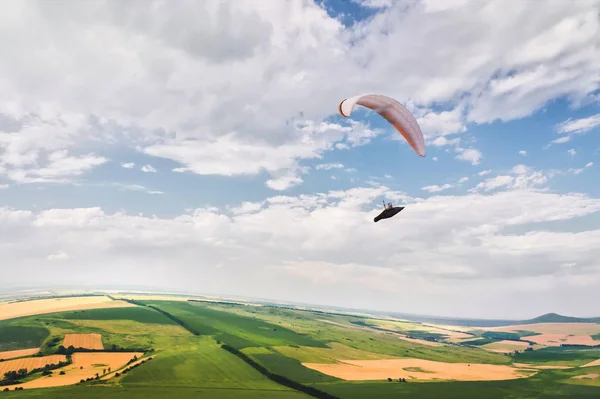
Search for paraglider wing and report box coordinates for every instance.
[338,93,426,157]
[374,206,405,223]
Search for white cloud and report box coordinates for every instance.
[1,149,107,184]
[0,0,597,190]
[568,148,577,156]
[455,147,482,165]
[2,183,600,317]
[121,162,135,169]
[519,150,527,156]
[432,157,438,161]
[549,114,600,146]
[585,161,593,168]
[352,0,393,9]
[265,175,303,191]
[111,183,164,195]
[458,176,469,183]
[230,201,263,215]
[432,136,461,147]
[316,163,344,170]
[478,169,492,176]
[421,183,454,193]
[141,164,157,173]
[417,107,467,140]
[47,251,70,261]
[472,164,549,193]
[557,114,600,135]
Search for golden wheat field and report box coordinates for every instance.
[0,296,135,321]
[62,333,104,350]
[303,358,537,381]
[0,355,66,375]
[0,348,39,361]
[13,352,144,389]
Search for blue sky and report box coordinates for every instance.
[1,0,599,318]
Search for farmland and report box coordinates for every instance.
[62,334,104,350]
[0,296,135,321]
[0,294,598,398]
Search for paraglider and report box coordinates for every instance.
[338,93,425,223]
[374,200,405,223]
[338,93,426,157]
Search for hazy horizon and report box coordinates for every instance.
[1,0,599,321]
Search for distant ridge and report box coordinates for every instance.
[519,313,600,324]
[383,312,600,327]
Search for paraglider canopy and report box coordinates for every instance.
[338,93,426,157]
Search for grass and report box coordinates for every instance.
[481,331,522,341]
[271,342,396,364]
[592,333,600,341]
[250,352,339,383]
[313,369,600,398]
[0,322,50,351]
[121,337,293,390]
[512,347,600,367]
[0,386,311,398]
[146,301,328,348]
[3,298,599,399]
[59,307,177,325]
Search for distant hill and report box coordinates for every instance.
[382,312,600,328]
[519,313,600,324]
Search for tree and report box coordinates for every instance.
[387,377,392,382]
[103,369,106,375]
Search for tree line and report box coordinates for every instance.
[220,344,340,399]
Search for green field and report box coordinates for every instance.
[314,370,600,399]
[146,301,328,348]
[0,387,310,398]
[0,322,50,351]
[512,347,600,367]
[121,337,296,390]
[60,307,177,325]
[1,297,599,398]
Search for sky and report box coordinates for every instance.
[1,0,600,319]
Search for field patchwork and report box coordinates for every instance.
[0,296,135,321]
[0,348,39,361]
[0,355,66,375]
[13,352,143,389]
[481,340,531,353]
[303,358,537,382]
[62,333,104,350]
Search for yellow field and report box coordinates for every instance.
[488,323,600,336]
[481,340,531,353]
[0,296,135,321]
[14,352,143,389]
[303,358,536,381]
[0,348,39,361]
[397,335,444,347]
[63,333,104,350]
[573,374,599,380]
[582,359,600,368]
[0,355,66,375]
[367,319,472,340]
